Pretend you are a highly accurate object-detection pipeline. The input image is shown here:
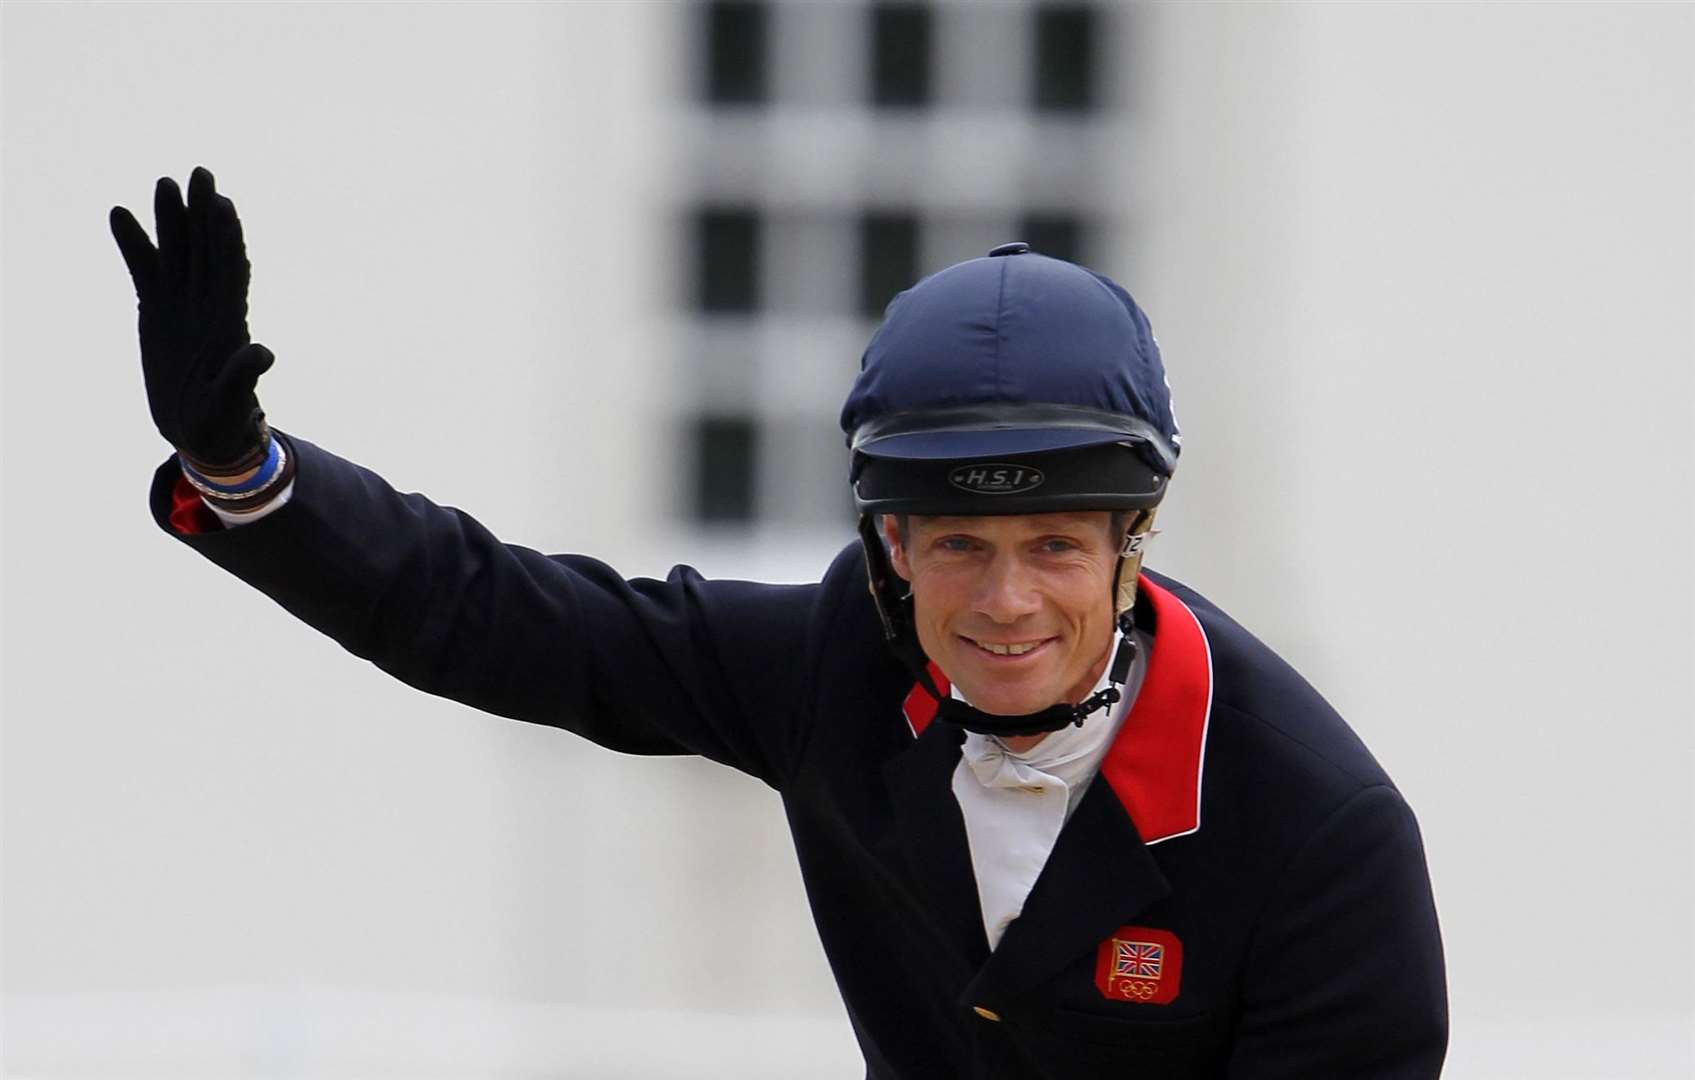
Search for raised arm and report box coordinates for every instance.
[116,169,821,788]
[145,436,820,786]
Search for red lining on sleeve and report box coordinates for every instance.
[168,473,222,535]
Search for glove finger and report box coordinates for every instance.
[188,165,215,204]
[221,342,275,386]
[187,167,215,321]
[109,205,159,300]
[154,176,188,286]
[210,193,252,315]
[211,192,248,262]
[205,343,275,425]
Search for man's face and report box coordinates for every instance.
[884,511,1121,717]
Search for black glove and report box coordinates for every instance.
[111,166,275,470]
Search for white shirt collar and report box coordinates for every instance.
[954,626,1150,801]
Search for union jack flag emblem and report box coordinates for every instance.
[1113,939,1164,980]
[1095,925,1183,1005]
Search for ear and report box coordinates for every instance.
[881,515,913,581]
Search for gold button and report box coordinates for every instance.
[973,1006,1002,1022]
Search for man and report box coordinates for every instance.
[112,168,1447,1078]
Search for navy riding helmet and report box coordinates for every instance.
[840,242,1182,737]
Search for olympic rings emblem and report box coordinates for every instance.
[1108,978,1159,1001]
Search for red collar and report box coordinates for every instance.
[901,575,1214,845]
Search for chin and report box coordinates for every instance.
[973,693,1054,717]
[924,631,1079,716]
[948,670,1065,717]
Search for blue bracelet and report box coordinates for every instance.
[180,437,281,495]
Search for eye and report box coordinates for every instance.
[1038,538,1078,554]
[937,536,979,553]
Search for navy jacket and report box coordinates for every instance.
[150,435,1447,1079]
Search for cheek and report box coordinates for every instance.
[1052,568,1116,628]
[908,579,950,626]
[909,569,972,631]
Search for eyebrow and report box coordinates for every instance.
[915,514,1109,537]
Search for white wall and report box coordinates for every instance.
[4,2,1691,1077]
[1130,4,1693,1075]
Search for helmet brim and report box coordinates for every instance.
[851,440,1168,516]
[847,402,1178,474]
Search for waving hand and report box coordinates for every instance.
[112,166,275,471]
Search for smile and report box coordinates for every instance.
[964,636,1053,658]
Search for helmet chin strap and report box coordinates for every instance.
[891,509,1159,740]
[919,612,1140,738]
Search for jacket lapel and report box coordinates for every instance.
[882,718,992,970]
[1098,575,1214,845]
[961,774,1170,1010]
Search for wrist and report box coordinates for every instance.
[176,412,272,479]
[178,430,295,509]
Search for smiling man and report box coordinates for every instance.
[116,169,1447,1078]
[888,513,1124,728]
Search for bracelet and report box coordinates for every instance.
[180,438,288,501]
[180,436,279,495]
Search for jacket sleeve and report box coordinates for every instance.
[1226,784,1449,1078]
[148,434,821,789]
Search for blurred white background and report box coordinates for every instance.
[2,2,1690,1077]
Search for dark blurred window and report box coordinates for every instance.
[693,415,760,523]
[1033,4,1096,112]
[696,207,761,313]
[859,212,920,317]
[1019,213,1084,264]
[704,1,769,105]
[870,3,933,108]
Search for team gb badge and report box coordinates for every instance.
[1094,925,1184,1005]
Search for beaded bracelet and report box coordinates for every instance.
[179,437,289,502]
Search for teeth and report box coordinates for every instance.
[975,640,1040,656]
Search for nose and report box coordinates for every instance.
[971,550,1043,624]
